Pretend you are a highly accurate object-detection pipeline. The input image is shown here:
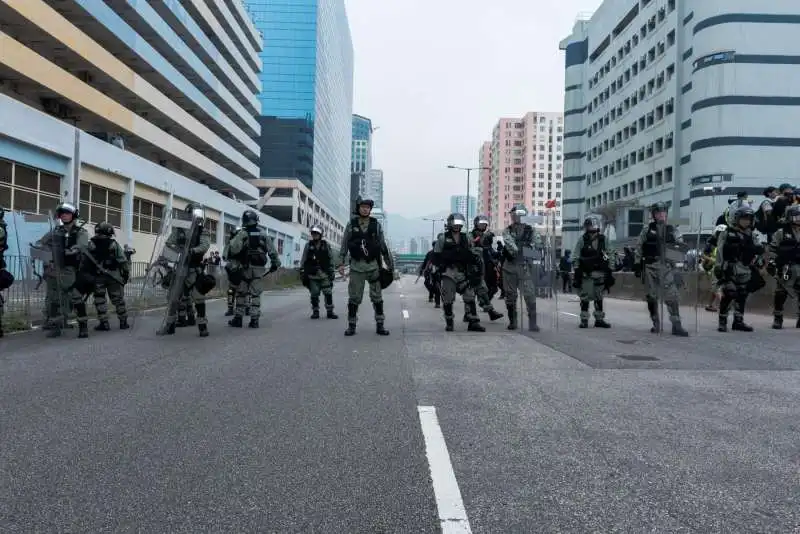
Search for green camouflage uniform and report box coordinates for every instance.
[164,225,211,327]
[86,236,130,329]
[225,225,279,322]
[38,222,90,337]
[502,222,542,329]
[301,239,337,318]
[572,231,614,326]
[338,216,392,334]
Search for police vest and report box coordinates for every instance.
[720,229,759,265]
[347,217,381,261]
[439,234,471,268]
[579,233,606,270]
[304,240,331,272]
[640,222,677,262]
[90,237,120,271]
[245,228,268,267]
[775,228,800,265]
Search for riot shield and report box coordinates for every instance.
[44,212,67,329]
[139,205,205,334]
[518,215,557,331]
[692,213,704,334]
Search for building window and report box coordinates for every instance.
[133,197,165,234]
[0,158,62,215]
[80,182,123,227]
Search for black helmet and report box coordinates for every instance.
[447,212,466,229]
[733,205,755,225]
[242,210,259,227]
[355,196,374,213]
[94,221,114,237]
[583,215,600,230]
[509,203,527,216]
[473,214,489,228]
[650,202,668,215]
[55,202,79,219]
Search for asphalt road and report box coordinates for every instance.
[2,276,799,532]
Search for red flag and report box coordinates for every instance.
[545,199,557,209]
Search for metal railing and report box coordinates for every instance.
[0,255,301,331]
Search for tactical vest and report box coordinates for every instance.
[188,227,204,267]
[439,233,470,268]
[640,222,676,263]
[347,217,381,261]
[0,222,7,255]
[579,233,607,270]
[53,226,82,268]
[721,229,758,265]
[775,227,800,265]
[245,228,268,266]
[304,240,331,272]
[90,237,120,270]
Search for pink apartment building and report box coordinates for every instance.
[477,141,492,222]
[478,112,565,230]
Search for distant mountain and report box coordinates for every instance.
[386,210,450,244]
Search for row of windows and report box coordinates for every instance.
[589,0,676,76]
[588,130,674,183]
[585,165,674,211]
[0,158,62,215]
[587,96,675,162]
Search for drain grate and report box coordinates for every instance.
[617,354,659,361]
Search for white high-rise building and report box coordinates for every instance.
[365,169,384,209]
[559,0,798,251]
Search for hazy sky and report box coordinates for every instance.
[344,0,603,217]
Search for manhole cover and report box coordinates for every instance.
[617,339,638,345]
[617,354,659,361]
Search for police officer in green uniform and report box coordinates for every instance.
[468,214,503,322]
[38,203,91,338]
[501,204,542,331]
[223,226,250,317]
[634,202,689,336]
[86,222,130,331]
[714,205,763,333]
[300,225,338,319]
[768,204,800,328]
[225,210,280,329]
[337,196,392,336]
[434,213,485,332]
[572,215,613,328]
[159,204,211,337]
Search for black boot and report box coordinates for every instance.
[672,321,689,337]
[119,317,129,330]
[78,322,89,338]
[195,302,208,337]
[579,300,589,328]
[444,304,454,331]
[594,300,611,328]
[345,303,358,336]
[772,315,784,329]
[467,302,485,332]
[0,315,3,338]
[374,301,389,335]
[647,299,660,333]
[176,316,188,327]
[731,295,753,331]
[507,305,517,330]
[225,308,234,317]
[718,315,728,332]
[75,304,89,338]
[772,292,786,329]
[157,322,176,336]
[310,296,320,319]
[228,315,243,328]
[324,293,338,319]
[94,319,111,331]
[187,314,196,326]
[487,309,504,321]
[248,317,259,329]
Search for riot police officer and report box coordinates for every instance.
[85,222,130,331]
[433,213,485,332]
[501,204,541,331]
[572,215,613,328]
[469,214,503,321]
[768,204,800,328]
[300,225,337,319]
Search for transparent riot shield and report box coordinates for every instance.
[518,215,558,331]
[43,212,67,329]
[692,213,704,334]
[662,216,692,336]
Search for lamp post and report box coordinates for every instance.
[423,217,445,243]
[446,165,491,223]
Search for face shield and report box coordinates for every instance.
[511,208,527,224]
[191,208,205,221]
[475,218,489,231]
[584,218,600,231]
[450,216,466,230]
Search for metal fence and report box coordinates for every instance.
[0,255,300,331]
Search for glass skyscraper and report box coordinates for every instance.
[245,0,354,224]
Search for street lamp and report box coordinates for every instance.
[423,217,445,243]
[446,165,491,222]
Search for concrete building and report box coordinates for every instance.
[559,0,797,250]
[246,0,354,225]
[363,168,385,231]
[0,0,300,266]
[481,112,565,230]
[449,195,477,220]
[477,142,492,221]
[350,114,373,210]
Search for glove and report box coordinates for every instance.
[268,263,279,273]
[121,271,130,285]
[328,271,335,282]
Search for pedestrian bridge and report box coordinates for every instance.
[394,253,426,272]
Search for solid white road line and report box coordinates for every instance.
[417,406,472,533]
[402,309,410,319]
[560,311,579,317]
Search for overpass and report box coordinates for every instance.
[394,253,426,272]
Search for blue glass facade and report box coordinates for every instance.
[246,0,353,224]
[352,114,372,141]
